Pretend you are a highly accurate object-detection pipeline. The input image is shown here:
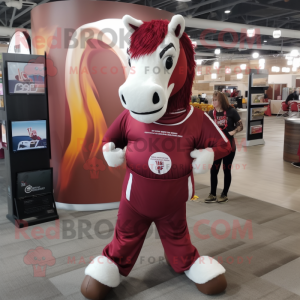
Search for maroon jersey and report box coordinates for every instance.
[103,106,231,179]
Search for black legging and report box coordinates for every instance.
[210,150,236,196]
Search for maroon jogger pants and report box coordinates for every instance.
[102,168,200,276]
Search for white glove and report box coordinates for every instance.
[190,148,214,174]
[102,142,126,167]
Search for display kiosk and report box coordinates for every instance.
[0,53,58,228]
[245,69,269,147]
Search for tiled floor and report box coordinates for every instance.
[1,115,300,300]
[1,172,300,299]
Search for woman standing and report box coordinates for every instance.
[205,91,243,203]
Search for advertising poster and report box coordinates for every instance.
[251,93,265,105]
[250,125,263,134]
[0,96,4,109]
[252,73,269,87]
[17,169,52,198]
[1,121,7,148]
[7,62,45,94]
[11,120,47,152]
[251,108,267,120]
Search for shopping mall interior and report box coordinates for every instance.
[0,0,300,299]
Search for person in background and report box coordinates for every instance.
[285,88,299,105]
[191,95,198,103]
[205,91,243,204]
[264,90,268,101]
[200,93,207,103]
[230,88,239,97]
[224,91,230,97]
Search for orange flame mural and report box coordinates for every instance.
[60,20,129,195]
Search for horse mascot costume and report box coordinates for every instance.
[81,14,231,300]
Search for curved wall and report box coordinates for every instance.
[31,0,173,210]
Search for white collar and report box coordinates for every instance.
[154,105,194,126]
[169,109,187,114]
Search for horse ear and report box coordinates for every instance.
[122,15,143,34]
[168,15,185,39]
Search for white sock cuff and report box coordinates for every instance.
[85,255,121,288]
[184,256,226,284]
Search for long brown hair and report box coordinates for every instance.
[213,91,230,111]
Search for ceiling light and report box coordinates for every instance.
[211,73,217,79]
[259,64,265,70]
[273,29,281,39]
[240,64,247,70]
[282,67,290,73]
[286,55,293,60]
[247,28,255,38]
[225,67,231,74]
[237,73,243,79]
[196,59,202,65]
[215,48,221,55]
[287,60,293,65]
[213,61,219,69]
[259,59,265,64]
[293,58,300,67]
[264,40,267,43]
[291,49,299,57]
[272,66,280,72]
[252,52,259,59]
[225,10,231,13]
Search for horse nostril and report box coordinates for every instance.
[152,92,160,104]
[122,94,126,105]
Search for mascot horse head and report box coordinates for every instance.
[120,14,196,123]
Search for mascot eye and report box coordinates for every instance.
[165,56,173,70]
[128,58,131,67]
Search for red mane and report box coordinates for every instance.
[129,19,195,113]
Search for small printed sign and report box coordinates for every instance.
[148,152,172,175]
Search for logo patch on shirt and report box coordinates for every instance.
[216,116,228,127]
[148,152,172,175]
